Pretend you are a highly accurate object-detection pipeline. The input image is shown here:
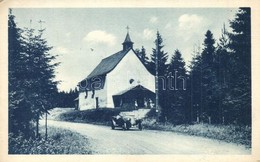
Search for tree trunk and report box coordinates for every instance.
[45,111,47,140]
[36,116,39,138]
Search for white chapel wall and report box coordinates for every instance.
[78,78,108,110]
[106,50,155,107]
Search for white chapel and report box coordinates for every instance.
[77,31,155,110]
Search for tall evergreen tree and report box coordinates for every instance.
[201,31,215,65]
[189,31,219,124]
[149,31,169,121]
[200,30,220,123]
[136,46,149,65]
[8,9,33,137]
[148,31,168,76]
[215,24,231,124]
[23,27,59,136]
[227,8,251,125]
[166,49,187,123]
[188,47,203,123]
[152,32,170,121]
[168,50,186,75]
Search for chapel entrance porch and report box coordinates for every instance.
[112,85,155,110]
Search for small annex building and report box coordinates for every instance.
[77,31,155,110]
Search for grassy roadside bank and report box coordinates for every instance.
[56,108,122,126]
[53,108,251,149]
[9,126,92,154]
[142,118,251,148]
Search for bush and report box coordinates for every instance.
[58,108,122,125]
[142,119,251,148]
[9,127,92,154]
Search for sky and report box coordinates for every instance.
[12,8,238,92]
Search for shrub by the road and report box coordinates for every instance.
[57,108,154,125]
[142,118,251,148]
[48,107,75,120]
[58,108,122,125]
[9,127,92,154]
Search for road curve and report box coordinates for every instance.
[42,120,250,154]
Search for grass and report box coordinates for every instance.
[142,118,251,148]
[9,126,92,154]
[48,107,75,120]
[57,108,122,126]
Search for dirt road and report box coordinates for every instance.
[42,120,250,154]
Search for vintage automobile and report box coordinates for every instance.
[111,114,142,130]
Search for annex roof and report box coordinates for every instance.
[113,85,155,96]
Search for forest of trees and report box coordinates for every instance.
[56,89,78,108]
[135,8,251,126]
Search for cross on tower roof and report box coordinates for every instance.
[122,26,133,51]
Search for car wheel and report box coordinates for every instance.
[138,122,142,130]
[111,120,115,130]
[126,121,131,130]
[122,123,127,130]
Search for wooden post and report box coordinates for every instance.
[196,110,200,123]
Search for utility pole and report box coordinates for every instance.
[155,31,160,122]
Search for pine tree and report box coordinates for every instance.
[200,30,219,124]
[215,24,231,124]
[227,8,251,125]
[188,47,203,123]
[166,49,187,124]
[139,46,149,65]
[23,27,59,136]
[8,10,34,137]
[148,31,168,76]
[135,46,149,65]
[168,50,186,74]
[149,31,169,121]
[189,30,219,124]
[201,31,215,65]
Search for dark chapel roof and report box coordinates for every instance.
[86,48,131,79]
